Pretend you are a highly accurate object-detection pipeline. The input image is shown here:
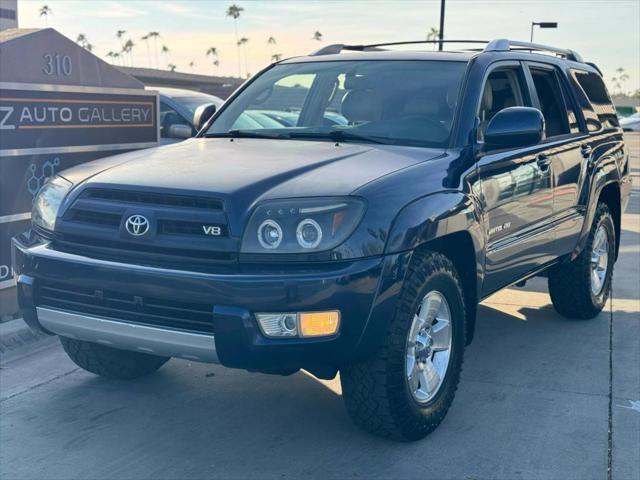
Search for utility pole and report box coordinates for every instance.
[438,0,446,51]
[530,21,558,42]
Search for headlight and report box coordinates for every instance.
[241,197,366,253]
[32,176,73,231]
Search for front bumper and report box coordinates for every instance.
[12,234,410,375]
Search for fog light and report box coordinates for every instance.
[256,311,340,338]
[256,313,298,337]
[299,311,340,337]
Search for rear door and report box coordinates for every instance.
[524,62,588,256]
[477,62,555,295]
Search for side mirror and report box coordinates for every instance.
[484,107,545,149]
[193,103,217,131]
[167,124,193,139]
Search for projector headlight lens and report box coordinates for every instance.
[32,176,73,232]
[296,218,322,249]
[257,219,283,249]
[241,197,365,254]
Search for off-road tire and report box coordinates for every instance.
[340,251,466,441]
[60,337,170,379]
[548,202,615,319]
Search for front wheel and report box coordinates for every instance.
[60,337,170,379]
[548,202,615,319]
[340,251,466,441]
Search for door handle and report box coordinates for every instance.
[536,154,551,170]
[581,144,593,158]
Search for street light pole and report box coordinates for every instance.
[530,21,558,42]
[438,0,445,51]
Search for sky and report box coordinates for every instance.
[16,0,640,94]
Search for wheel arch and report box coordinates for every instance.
[385,191,485,345]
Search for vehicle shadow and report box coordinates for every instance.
[1,300,625,480]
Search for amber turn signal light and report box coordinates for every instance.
[299,311,340,337]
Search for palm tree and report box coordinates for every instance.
[237,37,249,77]
[112,52,121,66]
[271,53,282,62]
[116,30,127,62]
[312,31,323,42]
[161,45,170,66]
[188,61,196,72]
[168,63,177,72]
[39,5,52,26]
[267,36,276,62]
[106,51,116,64]
[76,34,93,52]
[426,27,439,50]
[148,32,161,68]
[226,4,244,78]
[141,34,151,67]
[206,47,219,73]
[615,67,630,95]
[122,39,135,67]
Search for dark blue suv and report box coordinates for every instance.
[13,39,631,440]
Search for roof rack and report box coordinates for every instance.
[312,40,489,56]
[484,39,583,62]
[311,38,583,63]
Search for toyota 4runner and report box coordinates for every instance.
[13,39,632,440]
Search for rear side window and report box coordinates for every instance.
[529,67,577,138]
[570,70,618,132]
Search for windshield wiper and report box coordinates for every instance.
[205,129,287,139]
[328,130,390,145]
[286,130,389,145]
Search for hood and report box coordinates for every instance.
[73,137,444,208]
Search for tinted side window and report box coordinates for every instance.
[570,70,618,132]
[160,101,191,138]
[478,68,526,140]
[529,67,578,138]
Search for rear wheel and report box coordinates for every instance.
[548,202,615,319]
[340,251,466,441]
[60,337,170,379]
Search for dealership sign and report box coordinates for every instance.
[0,28,158,291]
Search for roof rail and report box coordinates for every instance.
[484,38,583,62]
[311,40,489,56]
[311,39,584,63]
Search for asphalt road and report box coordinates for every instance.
[1,134,638,480]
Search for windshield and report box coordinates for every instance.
[205,60,467,148]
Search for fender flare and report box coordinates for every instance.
[385,191,485,345]
[573,157,621,260]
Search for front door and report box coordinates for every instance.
[476,63,555,296]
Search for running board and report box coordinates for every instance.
[36,307,220,363]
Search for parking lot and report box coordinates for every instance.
[1,133,638,480]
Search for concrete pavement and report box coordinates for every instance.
[1,134,638,480]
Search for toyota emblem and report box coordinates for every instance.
[125,214,150,236]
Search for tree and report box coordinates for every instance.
[312,31,323,42]
[168,63,177,72]
[615,67,630,95]
[76,34,93,52]
[122,39,135,67]
[112,52,121,66]
[226,4,244,78]
[188,61,196,71]
[161,45,170,67]
[141,34,151,67]
[426,27,439,50]
[148,32,161,69]
[206,47,219,73]
[237,37,249,77]
[116,30,127,63]
[267,36,276,62]
[39,5,52,26]
[271,53,282,62]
